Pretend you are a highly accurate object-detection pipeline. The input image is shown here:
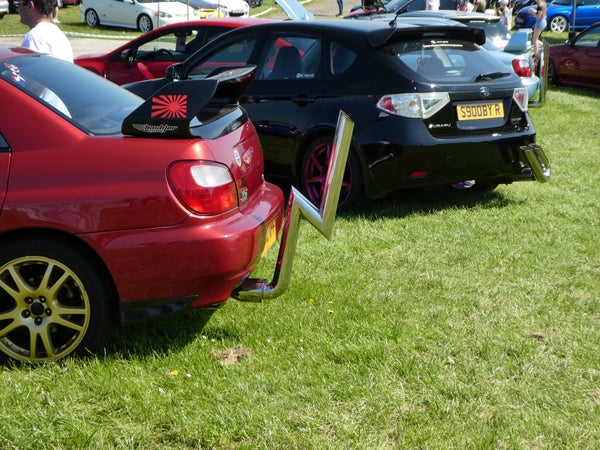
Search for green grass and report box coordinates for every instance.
[1,86,599,447]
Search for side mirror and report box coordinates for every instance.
[121,48,134,69]
[166,63,185,82]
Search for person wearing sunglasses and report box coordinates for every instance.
[17,0,73,62]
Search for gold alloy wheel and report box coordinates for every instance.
[0,256,91,362]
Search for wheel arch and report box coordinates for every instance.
[137,13,153,32]
[549,14,569,32]
[294,125,364,185]
[84,8,99,26]
[0,227,119,319]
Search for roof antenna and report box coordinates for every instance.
[389,9,401,27]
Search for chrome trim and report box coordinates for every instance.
[529,40,548,108]
[521,144,551,182]
[232,111,354,302]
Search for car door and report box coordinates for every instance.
[561,25,600,86]
[0,133,10,212]
[577,0,600,27]
[105,0,139,27]
[244,33,325,178]
[105,26,230,84]
[184,31,325,178]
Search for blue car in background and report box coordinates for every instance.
[515,0,600,33]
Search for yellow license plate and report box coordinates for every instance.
[457,102,504,121]
[262,220,277,257]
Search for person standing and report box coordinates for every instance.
[17,0,73,63]
[497,0,511,29]
[426,0,440,11]
[51,0,61,23]
[336,0,343,16]
[530,0,547,58]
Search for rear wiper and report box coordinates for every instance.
[475,72,511,82]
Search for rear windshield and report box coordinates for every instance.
[385,38,510,84]
[464,20,511,50]
[0,54,142,135]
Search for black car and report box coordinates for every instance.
[126,20,549,208]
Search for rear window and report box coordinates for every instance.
[1,55,141,135]
[464,20,511,50]
[386,38,509,84]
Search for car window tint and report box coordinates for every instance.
[575,27,600,47]
[465,20,511,50]
[137,31,196,61]
[187,38,258,79]
[257,36,321,80]
[330,41,357,76]
[402,0,426,11]
[0,56,142,135]
[389,38,507,83]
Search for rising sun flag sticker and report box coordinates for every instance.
[151,94,188,119]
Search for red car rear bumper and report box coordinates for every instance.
[80,182,284,323]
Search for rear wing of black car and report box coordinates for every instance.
[122,65,256,138]
[367,25,486,48]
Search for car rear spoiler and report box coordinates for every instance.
[368,25,486,47]
[122,66,256,138]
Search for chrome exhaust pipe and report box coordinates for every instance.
[521,143,551,182]
[232,111,354,302]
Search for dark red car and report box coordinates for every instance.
[548,22,600,90]
[0,46,285,363]
[75,18,271,85]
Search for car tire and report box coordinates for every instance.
[549,15,568,33]
[548,58,559,85]
[137,14,153,33]
[85,9,99,27]
[0,237,113,363]
[300,136,363,210]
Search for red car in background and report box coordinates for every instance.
[0,46,284,363]
[75,18,271,85]
[548,22,600,90]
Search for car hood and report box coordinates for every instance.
[275,0,314,20]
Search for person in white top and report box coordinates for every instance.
[426,0,440,10]
[16,0,73,63]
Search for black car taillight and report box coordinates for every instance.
[377,93,450,119]
[168,161,238,215]
[513,87,528,112]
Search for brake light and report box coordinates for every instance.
[168,161,238,215]
[513,87,528,112]
[377,92,450,119]
[511,59,532,77]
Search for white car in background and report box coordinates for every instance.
[0,0,8,19]
[179,0,248,17]
[80,0,198,32]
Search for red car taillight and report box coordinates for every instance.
[168,161,238,215]
[511,59,532,77]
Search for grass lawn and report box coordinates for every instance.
[0,6,599,446]
[0,80,598,447]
